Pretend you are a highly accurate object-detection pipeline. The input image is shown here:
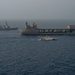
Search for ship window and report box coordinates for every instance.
[62,29,66,32]
[45,29,48,32]
[48,29,53,32]
[38,30,41,33]
[53,30,57,32]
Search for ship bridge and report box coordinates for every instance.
[25,22,37,29]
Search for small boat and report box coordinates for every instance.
[39,36,57,41]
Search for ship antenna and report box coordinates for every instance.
[5,21,10,28]
[26,21,28,25]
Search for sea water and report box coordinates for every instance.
[0,20,75,75]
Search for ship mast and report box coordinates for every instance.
[5,21,10,28]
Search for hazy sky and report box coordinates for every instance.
[0,0,75,20]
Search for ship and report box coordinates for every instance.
[0,21,18,30]
[20,22,75,35]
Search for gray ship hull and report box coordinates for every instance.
[20,22,75,35]
[20,28,75,35]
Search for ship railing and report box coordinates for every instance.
[38,29,71,33]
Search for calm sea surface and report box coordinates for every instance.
[0,20,75,75]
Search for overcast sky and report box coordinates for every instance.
[0,0,75,20]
